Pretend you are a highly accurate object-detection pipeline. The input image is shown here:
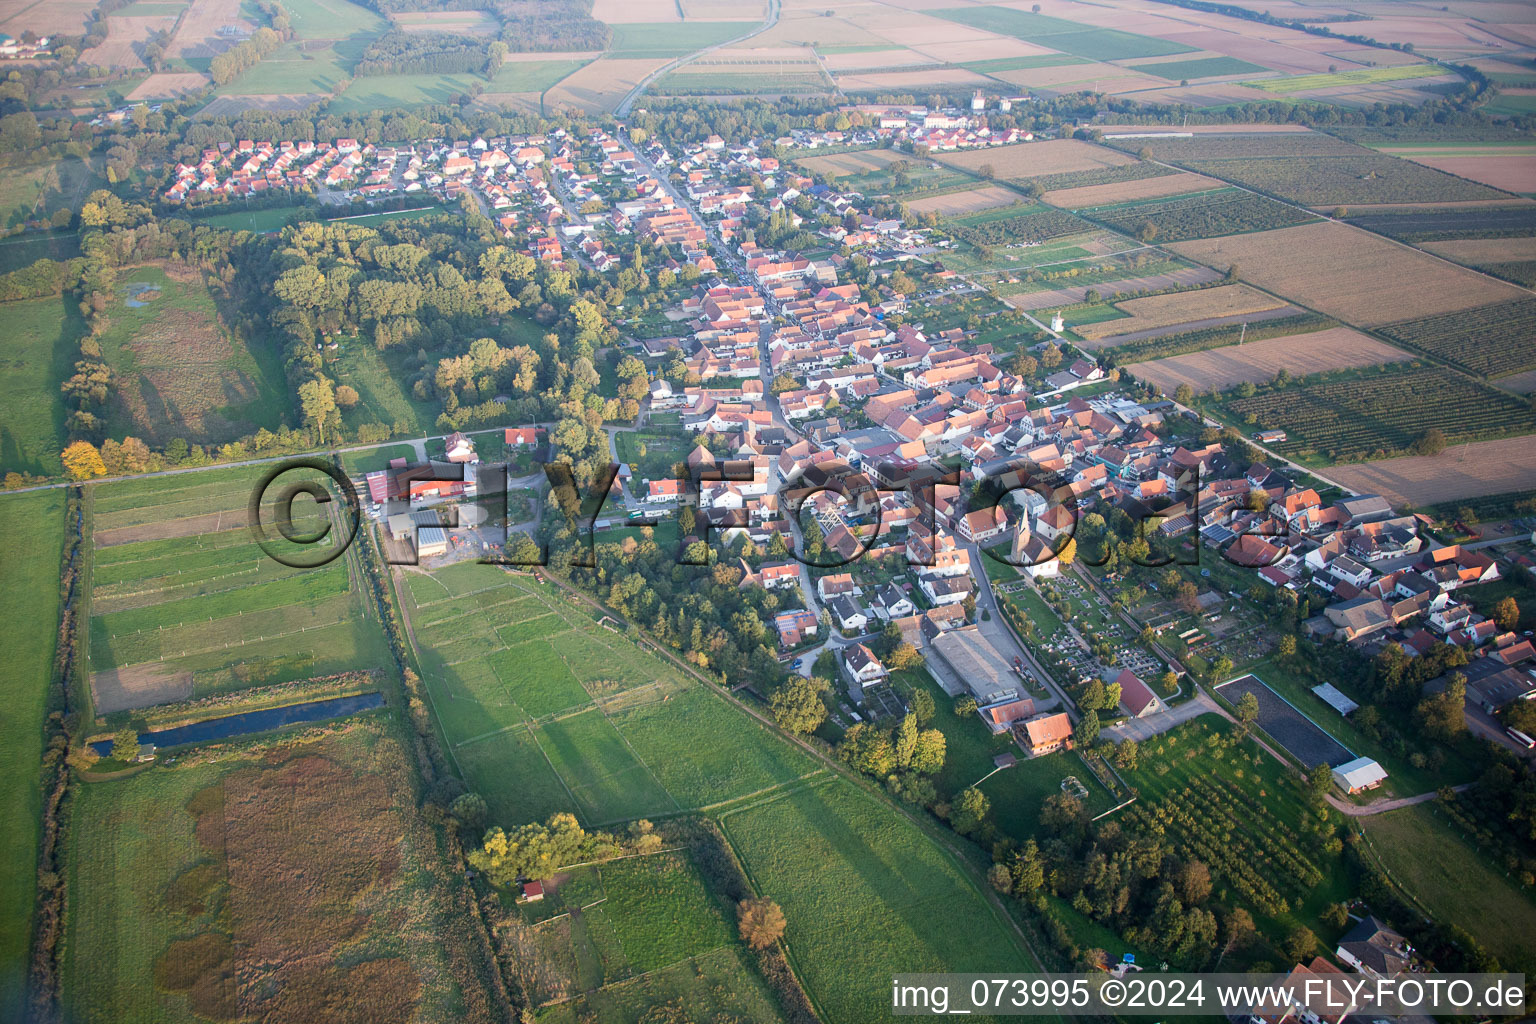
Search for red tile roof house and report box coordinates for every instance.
[1115,669,1163,718]
[504,426,543,447]
[757,561,802,590]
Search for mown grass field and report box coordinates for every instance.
[406,568,809,825]
[517,848,778,1023]
[1363,801,1536,972]
[87,466,390,711]
[0,490,64,1022]
[0,294,78,477]
[405,566,1035,1018]
[720,778,1029,1022]
[0,155,105,229]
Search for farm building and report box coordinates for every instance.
[928,625,1021,707]
[1331,756,1388,794]
[1020,712,1073,758]
[979,696,1034,735]
[520,880,544,902]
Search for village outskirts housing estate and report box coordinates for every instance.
[2,0,1536,1020]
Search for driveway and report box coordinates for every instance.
[1104,690,1218,742]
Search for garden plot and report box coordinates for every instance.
[1215,674,1352,768]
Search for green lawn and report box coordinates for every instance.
[0,155,105,230]
[935,6,1194,60]
[219,42,350,94]
[1128,56,1267,80]
[0,294,77,476]
[0,490,64,1021]
[331,341,436,435]
[720,778,1031,1023]
[1245,63,1446,95]
[330,73,492,113]
[407,573,1029,1018]
[1363,801,1536,972]
[488,59,591,93]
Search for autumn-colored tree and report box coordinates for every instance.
[334,384,360,408]
[737,897,786,949]
[61,440,107,481]
[1494,596,1520,632]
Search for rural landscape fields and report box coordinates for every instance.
[400,561,1032,1022]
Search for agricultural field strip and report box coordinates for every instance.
[412,575,685,812]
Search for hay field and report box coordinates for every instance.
[96,263,287,446]
[0,0,95,37]
[1074,283,1287,341]
[1126,326,1411,393]
[126,72,210,99]
[1168,221,1529,326]
[545,57,671,112]
[938,139,1136,179]
[906,184,1021,216]
[165,0,254,60]
[1042,170,1224,207]
[1327,435,1536,506]
[390,10,501,34]
[61,725,503,1024]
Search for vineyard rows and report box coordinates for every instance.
[1101,311,1334,364]
[1221,364,1536,462]
[1377,298,1536,379]
[1082,189,1317,241]
[1181,155,1508,205]
[1346,206,1536,242]
[952,206,1094,246]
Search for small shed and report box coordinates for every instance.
[521,879,544,902]
[1331,756,1387,794]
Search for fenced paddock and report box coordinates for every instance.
[1215,673,1352,768]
